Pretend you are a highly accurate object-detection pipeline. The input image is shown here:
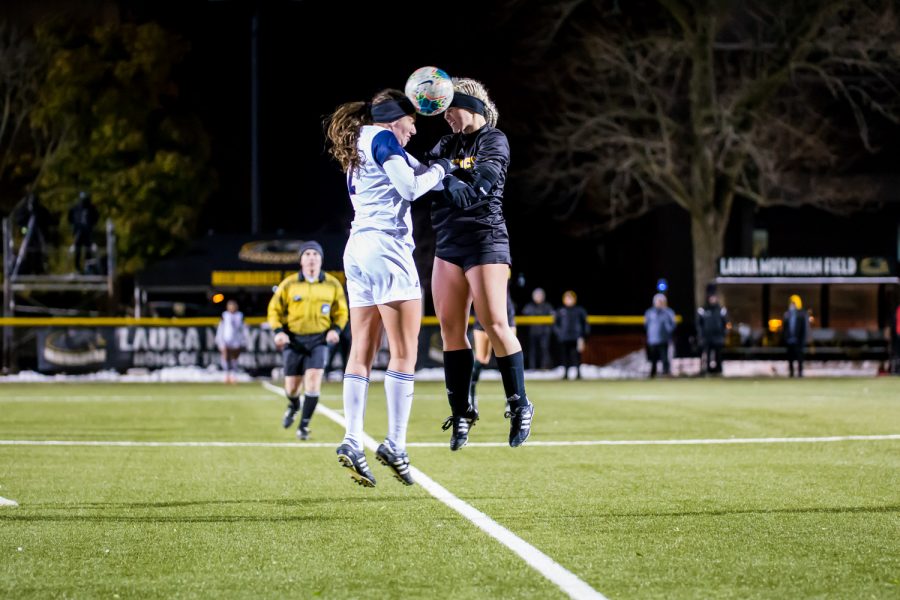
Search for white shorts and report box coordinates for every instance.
[343,231,422,307]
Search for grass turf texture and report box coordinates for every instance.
[0,379,897,599]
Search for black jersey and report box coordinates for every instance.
[427,126,510,257]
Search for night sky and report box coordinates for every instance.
[143,1,513,234]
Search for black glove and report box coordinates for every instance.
[430,158,454,174]
[443,175,478,208]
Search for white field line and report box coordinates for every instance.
[261,381,607,600]
[0,440,336,448]
[2,434,898,449]
[0,496,18,507]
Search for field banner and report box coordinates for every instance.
[36,326,281,374]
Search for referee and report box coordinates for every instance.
[267,240,348,440]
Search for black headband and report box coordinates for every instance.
[370,98,415,122]
[449,93,486,116]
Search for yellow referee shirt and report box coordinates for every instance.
[267,272,348,336]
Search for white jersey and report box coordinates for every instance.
[347,126,444,248]
[342,125,446,307]
[215,311,245,349]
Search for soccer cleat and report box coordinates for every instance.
[336,443,376,487]
[505,400,534,447]
[296,426,310,441]
[282,398,300,429]
[375,440,414,486]
[441,413,477,451]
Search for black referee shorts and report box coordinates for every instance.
[283,333,330,376]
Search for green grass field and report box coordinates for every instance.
[1,378,899,599]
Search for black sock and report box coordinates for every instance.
[496,351,528,408]
[444,349,474,416]
[286,395,300,411]
[300,394,318,428]
[470,361,485,398]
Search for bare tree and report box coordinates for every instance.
[512,0,900,305]
[0,21,45,202]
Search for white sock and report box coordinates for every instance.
[384,369,414,450]
[342,374,369,451]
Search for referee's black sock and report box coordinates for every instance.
[299,393,318,428]
[470,360,485,399]
[444,349,474,417]
[286,394,300,411]
[496,351,529,409]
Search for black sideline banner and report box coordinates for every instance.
[36,326,281,374]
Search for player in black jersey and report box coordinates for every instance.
[426,77,533,450]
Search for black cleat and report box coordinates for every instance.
[336,443,376,487]
[505,400,534,447]
[441,413,477,451]
[282,398,300,429]
[375,441,414,486]
[296,426,310,441]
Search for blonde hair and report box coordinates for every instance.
[325,88,406,173]
[453,77,499,127]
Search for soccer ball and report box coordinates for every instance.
[404,66,454,116]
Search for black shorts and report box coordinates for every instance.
[438,250,511,273]
[283,333,329,376]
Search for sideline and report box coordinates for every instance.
[261,381,607,600]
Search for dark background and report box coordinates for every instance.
[6,0,900,320]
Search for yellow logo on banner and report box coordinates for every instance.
[211,271,284,286]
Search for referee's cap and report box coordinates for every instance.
[299,240,324,259]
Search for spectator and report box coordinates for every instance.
[13,192,54,275]
[554,290,589,380]
[522,287,554,370]
[68,191,100,273]
[644,293,676,377]
[696,291,729,375]
[783,294,808,377]
[215,300,247,384]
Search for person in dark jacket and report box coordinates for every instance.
[522,287,554,370]
[783,294,808,377]
[696,292,729,375]
[68,191,100,273]
[554,290,589,379]
[644,293,676,377]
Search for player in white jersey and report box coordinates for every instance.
[215,300,246,384]
[325,88,451,487]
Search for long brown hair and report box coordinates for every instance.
[325,88,407,173]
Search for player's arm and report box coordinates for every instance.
[328,283,349,344]
[423,138,453,190]
[373,130,445,201]
[267,283,290,349]
[465,129,510,195]
[442,130,509,207]
[383,157,445,200]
